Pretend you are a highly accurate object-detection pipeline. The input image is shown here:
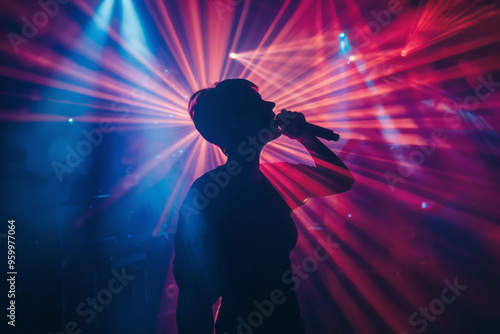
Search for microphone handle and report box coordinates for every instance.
[298,122,340,142]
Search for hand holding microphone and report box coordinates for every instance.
[274,109,340,142]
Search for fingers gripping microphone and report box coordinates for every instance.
[274,115,340,142]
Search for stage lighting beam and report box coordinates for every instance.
[121,0,149,59]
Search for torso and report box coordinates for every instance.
[184,164,305,333]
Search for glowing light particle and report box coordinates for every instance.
[68,118,74,123]
[338,33,351,54]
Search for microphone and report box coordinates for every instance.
[274,115,340,142]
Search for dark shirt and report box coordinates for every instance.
[173,163,307,333]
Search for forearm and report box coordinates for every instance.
[277,108,354,190]
[297,134,354,184]
[297,134,347,168]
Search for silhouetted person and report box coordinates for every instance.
[173,79,354,334]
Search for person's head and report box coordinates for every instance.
[188,79,278,156]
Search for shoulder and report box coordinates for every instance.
[187,164,228,198]
[180,165,228,218]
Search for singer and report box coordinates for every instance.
[173,79,354,334]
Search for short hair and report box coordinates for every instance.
[188,79,258,155]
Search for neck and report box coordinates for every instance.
[226,150,262,183]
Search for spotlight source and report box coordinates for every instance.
[229,53,237,59]
[339,33,345,38]
[349,55,356,62]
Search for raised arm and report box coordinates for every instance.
[269,109,354,203]
[296,133,354,192]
